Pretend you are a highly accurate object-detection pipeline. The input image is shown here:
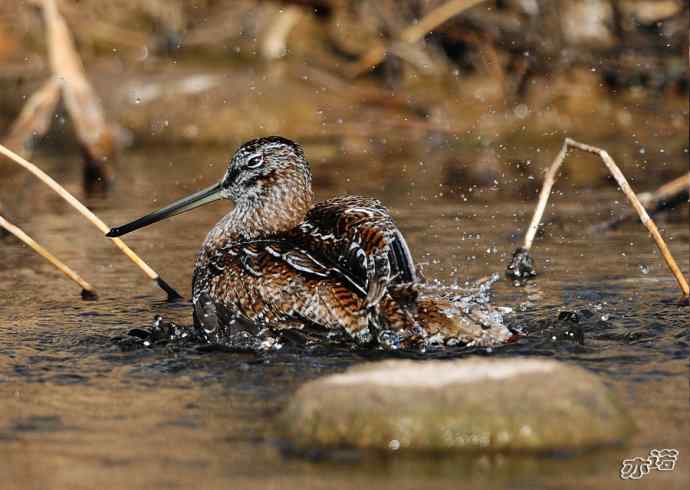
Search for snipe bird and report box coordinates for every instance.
[107,137,511,350]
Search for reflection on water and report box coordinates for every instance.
[0,140,687,489]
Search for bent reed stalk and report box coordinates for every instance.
[0,214,96,298]
[349,0,487,77]
[0,144,181,299]
[520,138,689,297]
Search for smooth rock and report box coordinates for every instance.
[279,357,634,452]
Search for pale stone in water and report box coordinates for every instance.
[326,358,555,388]
[279,357,634,452]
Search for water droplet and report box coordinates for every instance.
[513,104,529,119]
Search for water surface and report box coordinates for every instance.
[0,140,687,489]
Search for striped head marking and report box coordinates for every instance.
[221,136,311,203]
[106,136,313,239]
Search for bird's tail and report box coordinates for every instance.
[374,275,513,349]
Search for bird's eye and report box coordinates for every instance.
[246,154,263,169]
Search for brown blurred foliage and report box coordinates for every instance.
[0,0,687,156]
[2,1,685,86]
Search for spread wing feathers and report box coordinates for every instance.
[205,240,367,297]
[192,195,419,338]
[199,241,371,338]
[292,195,417,305]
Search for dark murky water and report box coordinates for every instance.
[0,140,687,489]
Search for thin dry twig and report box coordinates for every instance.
[2,78,61,157]
[507,138,689,298]
[0,214,96,299]
[42,0,114,182]
[57,1,151,51]
[0,200,11,237]
[0,144,182,300]
[348,0,486,77]
[589,172,689,232]
[261,6,304,60]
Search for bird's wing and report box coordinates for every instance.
[193,196,416,324]
[203,239,367,297]
[196,239,370,337]
[292,195,416,306]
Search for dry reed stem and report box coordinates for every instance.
[0,214,96,298]
[0,144,182,299]
[519,138,689,297]
[589,172,689,232]
[261,6,304,60]
[349,0,486,77]
[3,78,61,157]
[42,0,114,170]
[652,172,690,198]
[57,2,151,51]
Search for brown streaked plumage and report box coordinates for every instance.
[108,136,512,350]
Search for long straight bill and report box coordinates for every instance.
[107,183,223,237]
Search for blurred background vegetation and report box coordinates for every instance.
[0,0,687,184]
